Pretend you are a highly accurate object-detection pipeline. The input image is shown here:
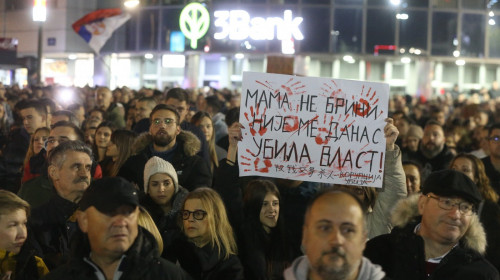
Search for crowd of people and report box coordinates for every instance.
[0,82,499,279]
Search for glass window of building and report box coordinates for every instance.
[335,0,363,4]
[142,0,161,5]
[490,1,500,10]
[367,0,392,6]
[461,13,485,57]
[392,63,405,79]
[320,61,333,77]
[139,9,160,50]
[433,0,458,8]
[212,0,234,3]
[462,0,487,9]
[431,12,457,56]
[333,8,363,53]
[300,7,331,53]
[399,10,428,54]
[488,15,500,57]
[464,64,480,84]
[303,0,331,4]
[442,62,459,84]
[366,9,396,55]
[115,17,139,51]
[366,61,384,81]
[339,61,360,80]
[160,7,183,51]
[404,0,429,8]
[205,60,220,75]
[485,65,497,84]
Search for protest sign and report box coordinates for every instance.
[238,71,389,187]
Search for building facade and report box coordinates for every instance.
[1,0,500,97]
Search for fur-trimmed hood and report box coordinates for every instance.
[132,130,201,157]
[390,194,487,254]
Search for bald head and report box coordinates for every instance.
[302,190,367,280]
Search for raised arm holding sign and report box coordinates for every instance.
[238,72,390,187]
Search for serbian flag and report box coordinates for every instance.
[72,9,130,54]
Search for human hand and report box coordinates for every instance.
[228,122,244,148]
[384,118,399,151]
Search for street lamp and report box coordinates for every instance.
[33,0,46,85]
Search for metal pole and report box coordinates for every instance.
[37,21,42,85]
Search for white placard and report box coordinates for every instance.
[238,72,389,187]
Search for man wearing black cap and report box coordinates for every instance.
[44,177,188,280]
[364,169,499,280]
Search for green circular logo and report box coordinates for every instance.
[179,3,210,49]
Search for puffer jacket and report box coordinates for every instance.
[118,131,212,191]
[364,195,500,280]
[42,228,188,280]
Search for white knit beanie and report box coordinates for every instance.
[143,156,179,194]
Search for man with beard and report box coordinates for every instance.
[284,189,387,280]
[28,140,93,269]
[119,104,211,191]
[407,120,454,180]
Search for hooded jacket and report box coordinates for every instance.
[283,256,387,280]
[42,228,188,280]
[118,131,212,191]
[364,195,500,280]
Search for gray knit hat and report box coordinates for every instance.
[143,156,179,194]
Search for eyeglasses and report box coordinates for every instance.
[427,194,475,216]
[152,118,176,127]
[489,136,500,142]
[181,210,207,220]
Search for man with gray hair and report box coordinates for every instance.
[284,189,387,280]
[28,140,93,269]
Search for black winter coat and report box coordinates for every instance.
[213,160,294,280]
[139,187,188,258]
[42,228,188,280]
[118,131,212,191]
[365,215,499,280]
[166,232,244,280]
[28,194,79,270]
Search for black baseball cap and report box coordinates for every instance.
[422,169,482,207]
[79,177,139,214]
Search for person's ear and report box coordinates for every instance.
[77,210,89,233]
[417,194,427,215]
[48,165,58,181]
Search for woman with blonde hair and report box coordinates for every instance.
[137,206,163,255]
[167,187,243,280]
[22,127,50,183]
[0,190,48,279]
[450,153,500,271]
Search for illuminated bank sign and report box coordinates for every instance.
[214,10,303,41]
[179,4,304,50]
[179,3,210,49]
